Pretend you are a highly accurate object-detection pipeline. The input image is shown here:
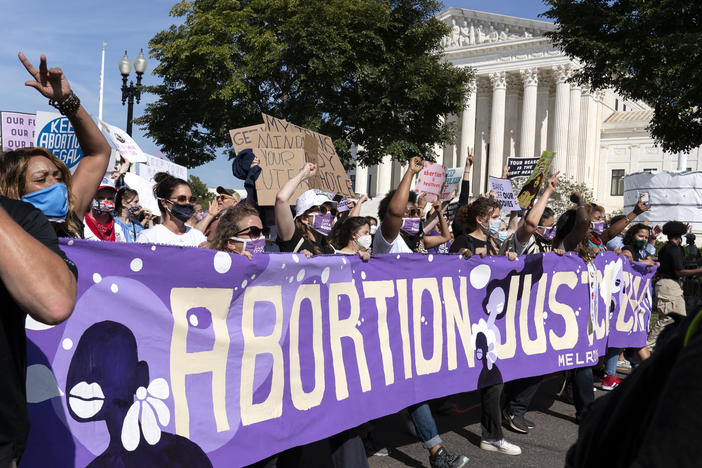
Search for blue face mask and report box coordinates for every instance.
[488,219,501,235]
[497,230,509,242]
[21,183,69,221]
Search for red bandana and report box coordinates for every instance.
[85,213,116,242]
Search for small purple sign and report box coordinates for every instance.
[1,111,35,151]
[23,242,653,466]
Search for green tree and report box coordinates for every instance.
[543,0,702,153]
[137,0,473,168]
[188,174,214,204]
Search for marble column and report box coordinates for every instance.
[566,82,582,178]
[535,83,550,155]
[376,154,393,196]
[577,86,596,184]
[459,79,477,169]
[488,71,507,178]
[354,161,368,195]
[551,64,571,173]
[519,68,539,158]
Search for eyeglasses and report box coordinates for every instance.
[168,195,197,204]
[234,226,269,238]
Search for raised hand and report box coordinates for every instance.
[545,171,560,192]
[208,199,221,217]
[409,156,424,175]
[417,193,428,211]
[358,193,368,204]
[502,164,509,179]
[634,195,651,215]
[300,162,318,179]
[250,156,261,169]
[18,52,72,101]
[465,147,474,168]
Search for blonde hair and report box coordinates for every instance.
[210,204,261,252]
[0,147,82,237]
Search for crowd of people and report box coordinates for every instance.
[2,52,701,468]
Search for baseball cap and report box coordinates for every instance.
[294,189,337,219]
[217,186,241,202]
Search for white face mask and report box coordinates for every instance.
[356,235,372,250]
[370,225,378,235]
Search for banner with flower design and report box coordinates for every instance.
[23,240,654,467]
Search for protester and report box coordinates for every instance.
[209,204,267,259]
[647,221,702,352]
[329,216,372,259]
[423,200,453,253]
[621,223,656,266]
[0,196,78,467]
[186,202,205,228]
[451,148,475,237]
[275,163,336,255]
[200,186,240,239]
[136,173,206,247]
[367,216,378,236]
[684,233,700,268]
[83,182,124,242]
[448,197,520,456]
[374,156,469,468]
[499,172,560,435]
[0,53,112,238]
[114,188,154,243]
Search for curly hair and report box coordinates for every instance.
[0,147,82,237]
[623,223,651,247]
[377,189,418,221]
[210,203,261,252]
[662,221,687,240]
[455,197,501,232]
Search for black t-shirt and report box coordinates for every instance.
[622,245,643,262]
[276,227,334,255]
[0,197,77,464]
[449,233,497,256]
[657,242,685,280]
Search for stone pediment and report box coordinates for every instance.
[436,8,556,50]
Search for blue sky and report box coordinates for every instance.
[0,0,549,189]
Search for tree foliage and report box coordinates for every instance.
[188,174,214,203]
[137,0,473,168]
[543,0,702,154]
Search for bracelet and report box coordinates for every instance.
[49,92,81,116]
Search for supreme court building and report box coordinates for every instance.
[352,8,702,213]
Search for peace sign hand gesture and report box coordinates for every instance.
[18,52,72,101]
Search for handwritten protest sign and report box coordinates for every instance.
[507,157,540,179]
[99,120,148,163]
[254,148,309,205]
[24,241,653,467]
[1,111,35,151]
[416,162,445,202]
[440,167,464,201]
[34,111,83,171]
[489,177,520,211]
[517,150,555,209]
[229,124,265,156]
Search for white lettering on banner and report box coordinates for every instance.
[289,285,325,411]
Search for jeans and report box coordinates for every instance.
[408,402,442,449]
[572,367,594,422]
[504,375,542,417]
[481,383,504,441]
[604,347,621,376]
[329,429,369,468]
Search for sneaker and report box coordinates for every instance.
[362,436,389,457]
[617,359,632,370]
[429,446,469,468]
[480,438,522,456]
[523,416,536,429]
[601,374,621,391]
[502,409,528,434]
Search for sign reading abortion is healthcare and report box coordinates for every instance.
[34,111,83,169]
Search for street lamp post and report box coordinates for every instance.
[119,49,148,136]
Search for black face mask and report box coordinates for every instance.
[168,202,195,223]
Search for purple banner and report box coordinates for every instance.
[1,111,35,151]
[24,241,653,467]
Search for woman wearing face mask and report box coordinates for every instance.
[622,224,657,266]
[114,188,153,243]
[209,204,267,259]
[330,216,372,260]
[136,173,206,247]
[588,196,650,255]
[0,53,112,238]
[274,163,336,255]
[83,184,125,242]
[450,197,514,260]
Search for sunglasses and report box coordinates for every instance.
[234,226,270,238]
[217,194,234,201]
[168,195,198,204]
[314,205,338,217]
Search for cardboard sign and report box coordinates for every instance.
[415,162,446,202]
[489,176,520,211]
[253,148,309,205]
[517,151,555,210]
[34,111,83,171]
[507,157,540,179]
[440,167,464,201]
[1,111,35,151]
[99,120,148,163]
[228,124,264,156]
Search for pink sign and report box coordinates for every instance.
[415,162,445,202]
[1,111,35,151]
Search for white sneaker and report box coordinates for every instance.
[480,438,522,456]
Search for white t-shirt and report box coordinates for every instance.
[136,224,207,247]
[372,223,413,254]
[83,219,126,242]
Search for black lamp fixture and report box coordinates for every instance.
[119,49,148,136]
